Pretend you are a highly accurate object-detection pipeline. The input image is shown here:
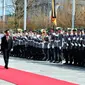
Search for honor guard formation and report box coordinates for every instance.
[7,27,85,67]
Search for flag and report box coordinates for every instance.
[51,0,56,25]
[51,17,56,25]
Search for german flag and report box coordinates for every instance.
[51,0,56,25]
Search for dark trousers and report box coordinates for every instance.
[57,47,62,62]
[49,48,55,62]
[63,49,68,63]
[68,48,73,64]
[54,47,58,62]
[2,49,10,67]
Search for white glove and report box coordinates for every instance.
[11,48,13,51]
[71,43,74,46]
[80,38,82,41]
[77,38,79,40]
[59,47,61,49]
[52,45,54,48]
[75,43,77,46]
[67,43,69,46]
[73,37,76,40]
[79,44,81,47]
[68,38,71,41]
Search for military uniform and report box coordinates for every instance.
[43,35,50,61]
[49,34,55,62]
[63,30,69,64]
[67,29,73,64]
[57,29,63,62]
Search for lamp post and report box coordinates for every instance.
[24,0,27,31]
[72,0,75,29]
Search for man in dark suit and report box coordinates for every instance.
[1,29,13,69]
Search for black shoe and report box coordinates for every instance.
[64,63,68,65]
[49,60,52,62]
[46,59,49,61]
[42,57,46,61]
[52,60,56,63]
[4,66,8,69]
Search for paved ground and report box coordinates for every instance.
[0,80,15,85]
[0,55,85,85]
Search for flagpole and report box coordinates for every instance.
[72,0,75,29]
[24,0,27,31]
[56,4,60,26]
[3,0,5,22]
[51,0,56,29]
[3,0,5,29]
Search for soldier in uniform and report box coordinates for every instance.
[57,28,63,62]
[54,29,59,63]
[76,28,82,66]
[43,32,49,61]
[49,34,55,62]
[67,28,73,64]
[71,28,77,65]
[63,29,69,64]
[79,29,85,66]
[82,29,85,66]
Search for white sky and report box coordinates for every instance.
[0,0,14,16]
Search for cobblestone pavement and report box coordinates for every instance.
[0,55,85,85]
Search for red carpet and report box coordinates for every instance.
[0,65,78,85]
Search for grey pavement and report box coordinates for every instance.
[0,55,85,85]
[0,80,15,85]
